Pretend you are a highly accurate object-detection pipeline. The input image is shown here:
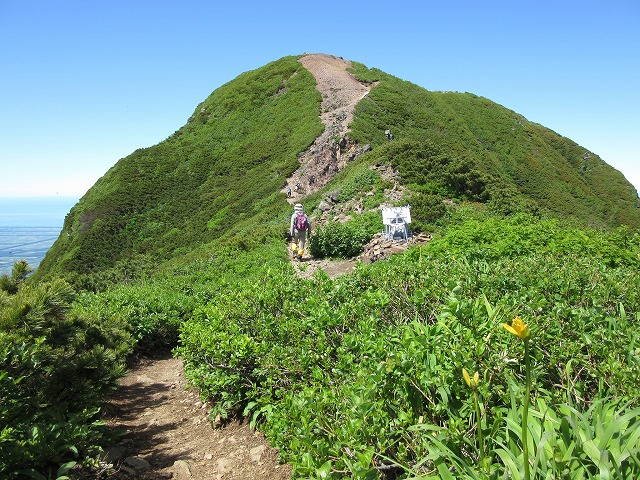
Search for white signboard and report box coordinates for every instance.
[381,206,411,241]
[381,206,411,225]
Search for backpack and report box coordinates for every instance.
[294,212,308,231]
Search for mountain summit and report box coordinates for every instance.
[37,54,640,279]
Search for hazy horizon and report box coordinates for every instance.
[0,197,78,274]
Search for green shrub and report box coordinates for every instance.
[336,168,379,203]
[406,192,448,231]
[309,212,381,258]
[75,283,194,353]
[0,277,131,477]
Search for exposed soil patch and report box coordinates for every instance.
[299,53,371,133]
[290,231,432,281]
[102,354,291,480]
[290,253,357,280]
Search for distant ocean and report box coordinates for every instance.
[0,197,79,276]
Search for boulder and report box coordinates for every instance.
[318,200,333,212]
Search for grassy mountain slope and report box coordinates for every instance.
[36,55,639,280]
[347,62,640,227]
[37,55,323,279]
[8,55,640,478]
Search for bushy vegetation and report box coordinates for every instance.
[347,62,640,228]
[35,55,323,279]
[309,211,382,258]
[0,274,132,477]
[335,167,381,203]
[175,211,640,478]
[36,55,640,282]
[5,213,640,477]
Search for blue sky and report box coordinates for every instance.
[1,0,639,198]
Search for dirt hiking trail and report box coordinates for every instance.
[102,354,291,480]
[284,53,375,203]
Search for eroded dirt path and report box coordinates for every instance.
[102,354,291,480]
[299,53,371,132]
[283,54,376,278]
[284,54,375,202]
[289,252,357,280]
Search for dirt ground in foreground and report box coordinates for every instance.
[102,354,291,480]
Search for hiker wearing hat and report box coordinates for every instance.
[290,203,311,260]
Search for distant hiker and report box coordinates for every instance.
[294,182,301,193]
[286,186,292,198]
[290,203,311,260]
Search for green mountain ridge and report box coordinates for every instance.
[6,53,640,479]
[36,54,640,280]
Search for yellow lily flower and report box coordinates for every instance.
[462,368,480,389]
[503,316,531,340]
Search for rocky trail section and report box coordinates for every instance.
[102,354,291,480]
[284,54,375,202]
[291,231,432,280]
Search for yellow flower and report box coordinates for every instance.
[462,368,480,389]
[503,316,531,340]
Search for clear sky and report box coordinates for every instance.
[1,0,639,198]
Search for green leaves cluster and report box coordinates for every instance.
[380,139,489,201]
[309,212,381,258]
[0,275,132,477]
[335,167,380,203]
[0,260,31,294]
[427,211,640,268]
[74,283,194,352]
[491,397,640,480]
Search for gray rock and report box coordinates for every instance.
[124,456,151,470]
[250,445,266,462]
[101,445,126,464]
[119,465,136,475]
[171,459,192,479]
[216,457,234,474]
[318,200,332,212]
[326,190,341,203]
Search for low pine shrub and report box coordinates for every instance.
[0,277,131,477]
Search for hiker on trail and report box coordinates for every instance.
[286,186,292,198]
[290,203,311,260]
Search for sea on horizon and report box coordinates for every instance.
[0,197,79,276]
